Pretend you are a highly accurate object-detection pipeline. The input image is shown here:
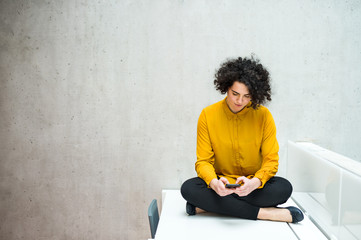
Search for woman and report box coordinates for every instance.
[181,56,303,223]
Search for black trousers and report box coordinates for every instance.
[180,176,293,220]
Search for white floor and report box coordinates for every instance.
[153,190,327,240]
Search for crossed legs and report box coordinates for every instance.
[181,176,293,220]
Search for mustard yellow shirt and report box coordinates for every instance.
[195,98,279,188]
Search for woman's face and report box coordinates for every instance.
[226,81,251,113]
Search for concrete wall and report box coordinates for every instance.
[1,0,360,239]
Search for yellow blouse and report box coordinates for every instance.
[195,98,279,188]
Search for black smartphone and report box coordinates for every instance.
[225,184,241,188]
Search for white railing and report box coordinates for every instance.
[287,141,361,240]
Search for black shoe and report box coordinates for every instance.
[186,202,196,215]
[286,206,304,223]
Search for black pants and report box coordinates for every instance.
[180,176,293,220]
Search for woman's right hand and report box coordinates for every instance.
[209,177,234,196]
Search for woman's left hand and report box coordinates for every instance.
[234,177,261,197]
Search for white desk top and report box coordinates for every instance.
[154,190,325,240]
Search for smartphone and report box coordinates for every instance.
[225,184,241,188]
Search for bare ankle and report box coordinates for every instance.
[195,207,206,214]
[257,207,292,223]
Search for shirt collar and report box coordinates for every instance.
[222,97,252,120]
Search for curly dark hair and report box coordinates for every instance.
[214,56,272,109]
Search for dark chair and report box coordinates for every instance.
[148,199,159,239]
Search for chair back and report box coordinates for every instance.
[148,199,159,238]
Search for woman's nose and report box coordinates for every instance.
[237,96,243,103]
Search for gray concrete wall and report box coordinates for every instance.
[1,0,360,239]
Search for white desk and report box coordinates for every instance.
[154,190,327,240]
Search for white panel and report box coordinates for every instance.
[287,141,341,192]
[339,170,361,239]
